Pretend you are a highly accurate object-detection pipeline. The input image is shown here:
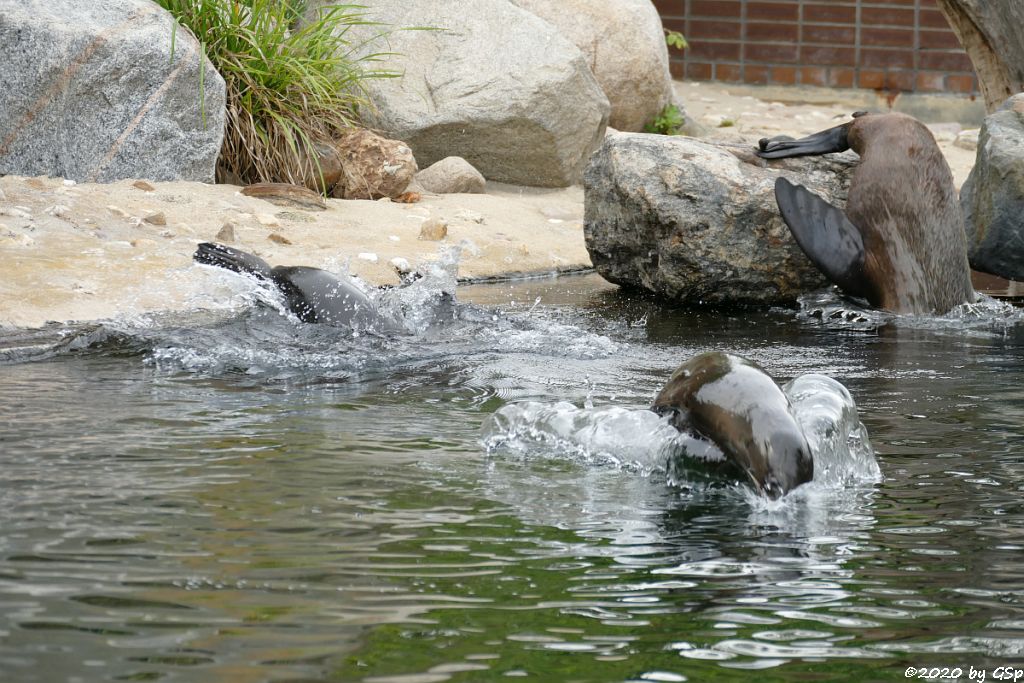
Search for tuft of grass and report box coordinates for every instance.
[644,103,686,135]
[155,0,394,190]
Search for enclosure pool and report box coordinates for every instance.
[1,271,1023,682]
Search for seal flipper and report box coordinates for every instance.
[194,242,274,281]
[756,121,851,159]
[774,177,870,299]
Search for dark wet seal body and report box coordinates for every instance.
[757,111,975,315]
[651,352,813,499]
[194,242,390,328]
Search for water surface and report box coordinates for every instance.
[2,273,1023,682]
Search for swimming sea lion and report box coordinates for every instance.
[756,111,975,315]
[194,242,389,328]
[651,352,813,498]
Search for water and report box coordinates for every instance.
[2,271,1024,682]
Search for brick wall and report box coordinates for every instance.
[654,0,978,95]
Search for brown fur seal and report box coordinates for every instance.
[756,111,974,315]
[651,352,813,498]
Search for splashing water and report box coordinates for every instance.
[482,371,879,499]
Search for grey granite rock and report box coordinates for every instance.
[584,132,859,306]
[0,1,225,183]
[961,93,1024,280]
[308,0,609,187]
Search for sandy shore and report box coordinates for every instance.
[0,81,982,329]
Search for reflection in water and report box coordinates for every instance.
[0,275,1023,681]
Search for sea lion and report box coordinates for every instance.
[756,111,975,315]
[194,242,390,328]
[651,352,813,498]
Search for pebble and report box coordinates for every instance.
[132,180,155,192]
[256,213,280,227]
[419,217,448,241]
[144,211,167,226]
[215,221,237,242]
[63,179,76,186]
[159,230,175,239]
[455,210,485,224]
[268,232,292,245]
[44,204,71,218]
[390,256,410,272]
[3,206,32,219]
[389,235,401,242]
[954,129,980,151]
[107,205,130,219]
[357,252,379,263]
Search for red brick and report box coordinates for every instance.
[919,51,973,71]
[919,29,962,49]
[804,4,856,24]
[686,62,714,80]
[691,0,741,18]
[919,8,952,29]
[669,60,687,79]
[745,22,799,42]
[746,43,799,63]
[828,68,855,88]
[689,40,742,60]
[800,45,855,66]
[715,63,742,81]
[858,70,887,89]
[915,71,947,92]
[771,66,797,84]
[800,66,828,86]
[802,25,856,44]
[860,48,915,69]
[652,0,686,16]
[946,74,978,94]
[744,65,770,84]
[861,7,915,26]
[662,17,687,34]
[747,1,799,21]
[861,27,915,47]
[689,19,741,41]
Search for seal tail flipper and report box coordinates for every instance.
[194,242,275,281]
[756,121,852,159]
[774,177,870,299]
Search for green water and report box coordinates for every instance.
[1,275,1023,682]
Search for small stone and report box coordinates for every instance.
[268,232,292,245]
[143,211,167,226]
[454,209,485,224]
[414,156,486,194]
[419,217,448,241]
[107,205,129,219]
[357,252,379,263]
[256,212,280,227]
[392,191,422,204]
[390,256,411,273]
[159,230,175,239]
[63,179,76,186]
[44,204,71,218]
[388,235,400,242]
[955,129,980,151]
[132,180,156,192]
[215,221,237,242]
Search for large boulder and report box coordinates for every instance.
[0,1,225,183]
[584,133,859,306]
[961,93,1024,280]
[510,0,674,133]
[309,0,609,187]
